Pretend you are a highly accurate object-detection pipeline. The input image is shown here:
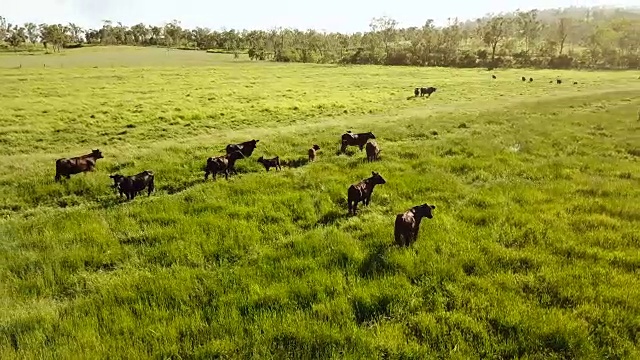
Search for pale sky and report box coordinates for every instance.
[1,0,638,33]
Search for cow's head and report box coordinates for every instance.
[369,171,386,185]
[92,149,104,159]
[414,203,436,219]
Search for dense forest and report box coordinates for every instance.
[1,6,639,69]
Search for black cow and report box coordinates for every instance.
[225,139,259,158]
[394,203,436,247]
[257,156,282,171]
[414,88,420,97]
[109,170,155,200]
[521,76,526,82]
[340,131,376,153]
[420,87,437,97]
[205,151,245,180]
[347,171,386,215]
[529,77,534,82]
[55,149,104,181]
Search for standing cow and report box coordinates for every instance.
[340,131,376,153]
[109,170,155,200]
[365,140,380,162]
[347,171,386,215]
[55,149,104,181]
[394,203,436,247]
[225,139,259,158]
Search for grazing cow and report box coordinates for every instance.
[204,151,245,180]
[257,156,282,171]
[573,81,578,85]
[109,170,155,200]
[55,149,104,181]
[394,203,436,247]
[414,88,420,97]
[529,77,534,82]
[521,76,526,82]
[420,87,437,97]
[492,75,497,79]
[225,139,259,158]
[308,144,321,162]
[365,140,381,162]
[347,171,386,215]
[549,81,553,84]
[341,131,376,153]
[557,79,562,84]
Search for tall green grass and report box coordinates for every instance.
[1,47,639,358]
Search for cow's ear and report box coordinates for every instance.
[372,171,377,176]
[430,205,436,209]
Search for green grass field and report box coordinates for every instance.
[1,46,639,359]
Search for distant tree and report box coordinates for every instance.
[369,16,398,63]
[6,25,27,50]
[477,15,512,66]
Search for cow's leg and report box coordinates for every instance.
[204,170,210,180]
[55,173,61,181]
[340,143,347,153]
[352,200,358,214]
[148,183,154,196]
[224,169,229,180]
[66,174,71,179]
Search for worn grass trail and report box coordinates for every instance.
[1,48,640,358]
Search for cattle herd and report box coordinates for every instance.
[53,130,433,247]
[49,75,586,246]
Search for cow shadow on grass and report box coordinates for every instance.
[316,209,349,226]
[359,242,396,279]
[282,157,310,169]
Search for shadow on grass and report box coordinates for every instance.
[359,242,395,279]
[282,157,310,169]
[316,209,349,226]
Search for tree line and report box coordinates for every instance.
[1,6,639,69]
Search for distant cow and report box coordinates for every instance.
[365,140,381,162]
[394,203,436,247]
[573,81,578,85]
[420,87,437,97]
[347,171,386,215]
[341,131,376,153]
[308,144,321,162]
[492,75,497,79]
[557,79,562,84]
[414,88,420,97]
[225,139,259,158]
[55,149,104,181]
[521,76,526,82]
[529,77,534,82]
[257,156,282,171]
[109,170,155,200]
[204,151,245,180]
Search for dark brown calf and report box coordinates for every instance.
[308,144,321,162]
[394,203,436,247]
[341,131,376,153]
[347,171,386,215]
[414,88,420,97]
[257,156,282,171]
[55,149,104,181]
[521,76,526,82]
[109,170,155,200]
[420,87,437,97]
[205,150,245,180]
[225,139,259,158]
[365,140,380,162]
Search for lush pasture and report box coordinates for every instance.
[1,47,639,358]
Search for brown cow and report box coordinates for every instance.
[204,150,245,180]
[365,140,381,162]
[225,139,259,157]
[257,156,282,171]
[394,203,436,247]
[347,171,386,215]
[109,170,155,200]
[55,149,104,181]
[308,144,321,162]
[341,131,376,153]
